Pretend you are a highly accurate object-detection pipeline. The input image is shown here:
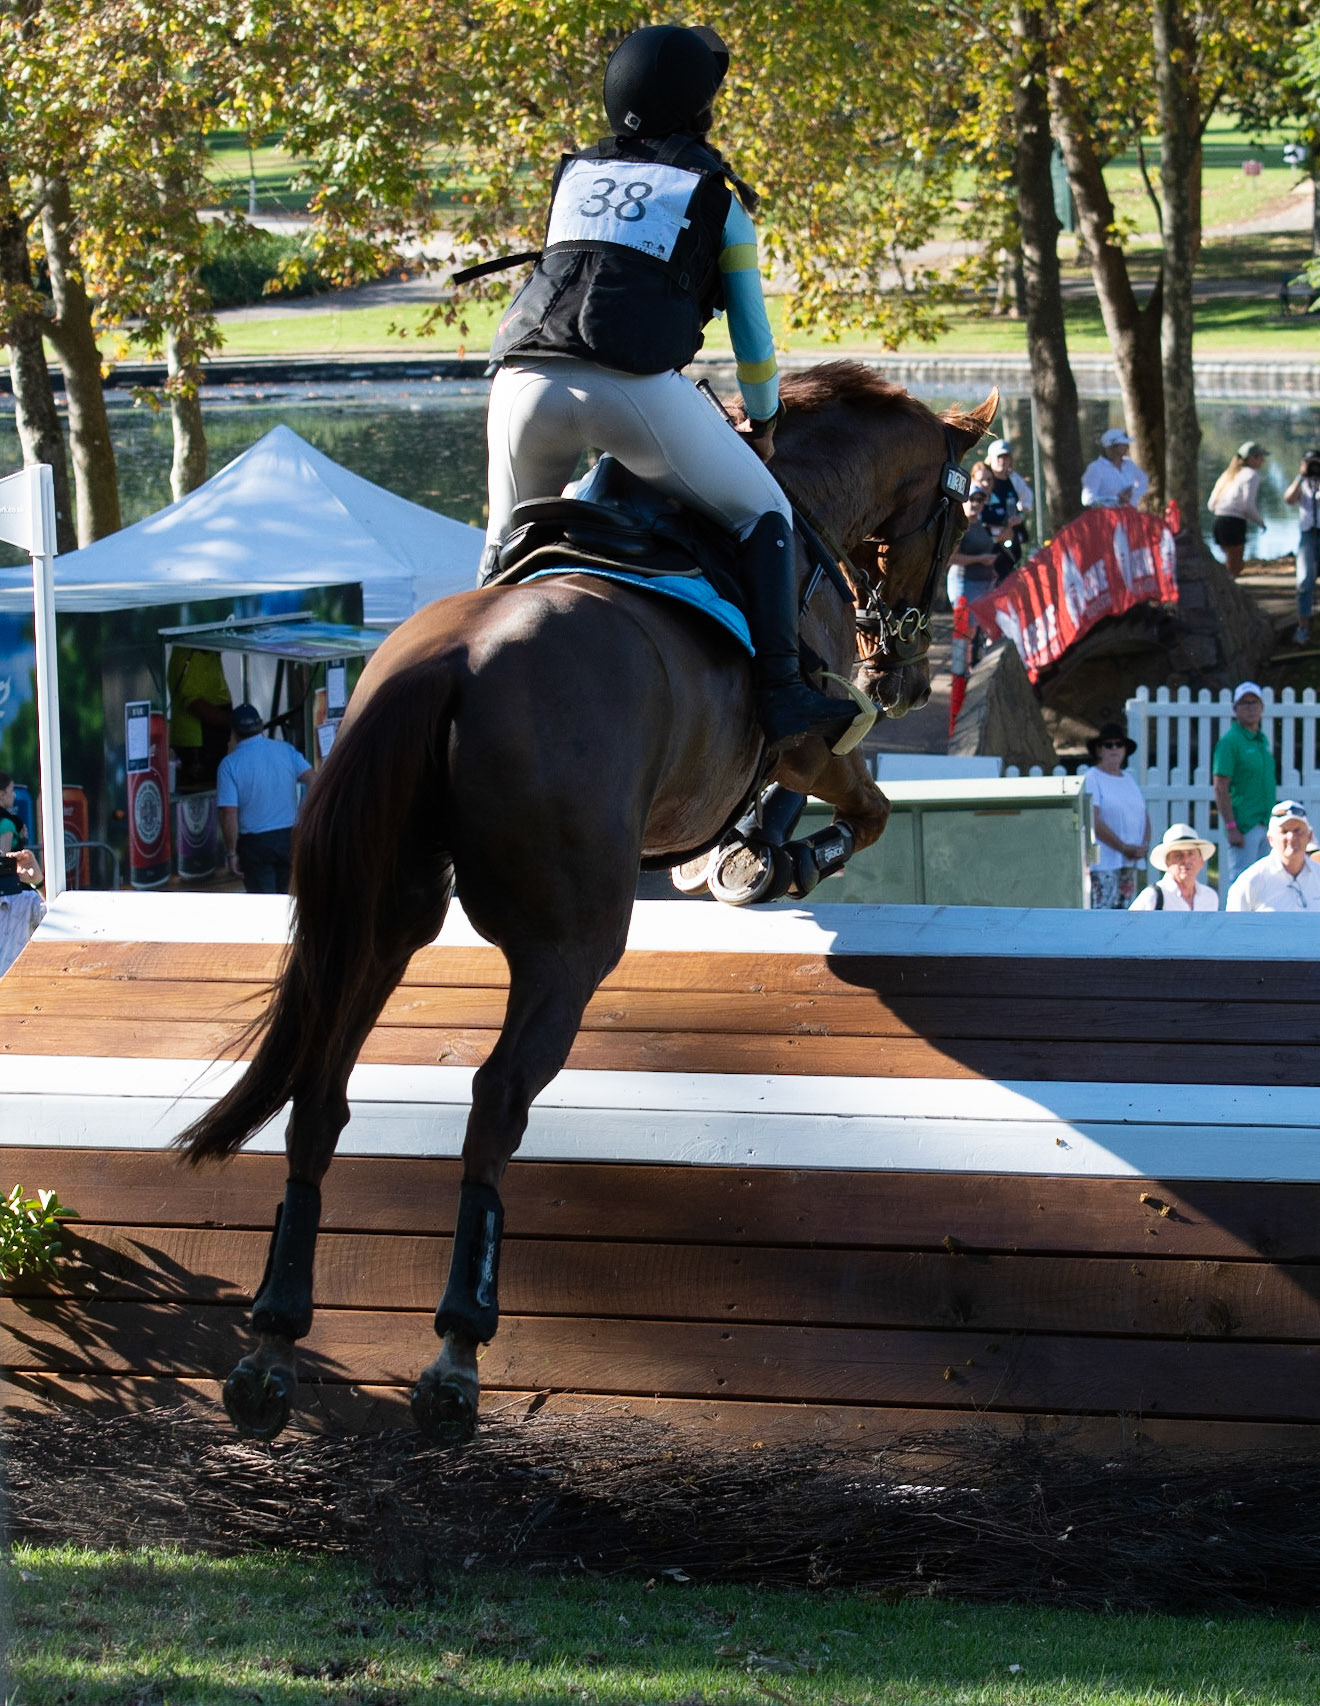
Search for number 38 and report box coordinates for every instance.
[578,177,653,222]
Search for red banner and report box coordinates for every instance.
[970,503,1180,682]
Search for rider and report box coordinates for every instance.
[479,23,852,748]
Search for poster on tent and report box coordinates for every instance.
[126,702,171,888]
[970,503,1180,682]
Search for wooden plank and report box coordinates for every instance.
[30,1225,1320,1343]
[7,1301,1320,1421]
[8,1148,1320,1260]
[13,1371,1320,1455]
[6,1012,1316,1087]
[13,939,1317,1005]
[5,974,1317,1049]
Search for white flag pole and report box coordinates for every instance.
[0,465,65,898]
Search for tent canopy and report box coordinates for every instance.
[0,424,484,621]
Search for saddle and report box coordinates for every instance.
[487,456,747,609]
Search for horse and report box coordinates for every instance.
[176,360,997,1443]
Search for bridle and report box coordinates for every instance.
[850,426,970,667]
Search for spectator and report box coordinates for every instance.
[1207,441,1268,579]
[946,488,1004,664]
[1225,800,1320,911]
[1283,448,1320,645]
[1082,722,1150,910]
[1211,682,1275,886]
[1081,428,1150,510]
[981,437,1034,571]
[1129,823,1219,911]
[0,770,45,976]
[216,704,314,895]
[168,645,233,790]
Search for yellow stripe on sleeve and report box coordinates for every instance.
[735,354,779,386]
[719,242,760,274]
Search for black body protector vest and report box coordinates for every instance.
[489,134,735,376]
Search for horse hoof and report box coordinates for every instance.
[223,1361,295,1441]
[670,850,716,894]
[707,839,793,907]
[411,1370,478,1444]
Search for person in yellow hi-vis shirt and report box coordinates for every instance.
[168,646,233,789]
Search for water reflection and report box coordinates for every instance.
[0,373,1316,567]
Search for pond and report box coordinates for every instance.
[1,371,1317,566]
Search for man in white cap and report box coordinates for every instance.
[1130,824,1219,910]
[1226,800,1320,911]
[1081,427,1150,509]
[1211,682,1275,883]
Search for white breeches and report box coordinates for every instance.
[484,356,791,546]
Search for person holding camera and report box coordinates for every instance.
[1284,449,1320,646]
[0,770,45,978]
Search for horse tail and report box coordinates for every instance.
[175,658,458,1165]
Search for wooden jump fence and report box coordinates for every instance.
[3,891,1320,1454]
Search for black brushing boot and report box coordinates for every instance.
[740,512,855,747]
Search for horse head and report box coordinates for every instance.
[769,366,999,721]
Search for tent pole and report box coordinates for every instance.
[29,469,66,898]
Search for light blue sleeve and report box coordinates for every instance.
[718,197,778,422]
[216,755,237,810]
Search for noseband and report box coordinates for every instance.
[853,427,970,667]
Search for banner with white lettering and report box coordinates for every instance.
[970,503,1180,682]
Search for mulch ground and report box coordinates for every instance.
[7,1404,1320,1611]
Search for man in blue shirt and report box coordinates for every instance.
[216,704,314,894]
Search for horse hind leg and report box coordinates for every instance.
[222,1089,348,1441]
[225,869,456,1441]
[411,932,620,1443]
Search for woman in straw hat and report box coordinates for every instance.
[1129,823,1219,911]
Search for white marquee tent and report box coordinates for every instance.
[0,424,484,622]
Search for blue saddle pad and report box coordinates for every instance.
[524,566,753,655]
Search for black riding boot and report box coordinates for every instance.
[741,512,854,747]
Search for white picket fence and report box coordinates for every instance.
[1124,684,1320,867]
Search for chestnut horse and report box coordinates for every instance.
[178,361,996,1442]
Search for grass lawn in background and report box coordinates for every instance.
[11,1544,1320,1706]
[189,283,1316,363]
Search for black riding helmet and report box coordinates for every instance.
[603,23,729,138]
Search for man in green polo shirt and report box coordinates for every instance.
[1212,681,1276,885]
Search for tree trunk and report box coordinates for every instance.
[1011,0,1082,527]
[36,174,121,544]
[166,326,207,499]
[1048,68,1165,506]
[1152,0,1200,531]
[0,173,76,553]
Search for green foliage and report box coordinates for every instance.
[0,1187,78,1284]
[197,223,327,309]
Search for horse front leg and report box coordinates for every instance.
[223,1089,348,1440]
[772,745,891,895]
[411,939,617,1444]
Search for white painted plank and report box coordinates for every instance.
[3,1058,1319,1179]
[30,890,1320,963]
[3,1056,1318,1128]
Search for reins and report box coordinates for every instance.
[850,425,970,667]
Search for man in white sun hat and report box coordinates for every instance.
[1082,427,1150,510]
[1130,824,1219,911]
[1225,800,1320,911]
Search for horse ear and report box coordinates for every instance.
[945,388,1000,459]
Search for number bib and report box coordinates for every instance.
[546,158,703,264]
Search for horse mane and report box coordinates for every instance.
[744,360,961,544]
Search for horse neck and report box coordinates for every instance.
[774,408,924,552]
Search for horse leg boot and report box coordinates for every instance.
[740,512,856,749]
[224,1177,321,1440]
[411,1181,503,1442]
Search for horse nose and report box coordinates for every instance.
[907,674,932,712]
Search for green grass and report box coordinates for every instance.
[10,1544,1320,1706]
[192,286,1316,363]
